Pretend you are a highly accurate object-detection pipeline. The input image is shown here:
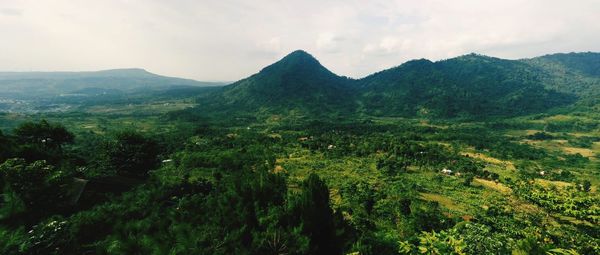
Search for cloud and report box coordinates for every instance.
[316,33,345,53]
[0,0,599,80]
[0,8,23,16]
[256,37,281,54]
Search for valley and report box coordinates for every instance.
[0,51,598,254]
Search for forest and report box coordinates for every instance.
[0,113,598,254]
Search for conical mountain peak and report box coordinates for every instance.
[280,50,317,62]
[200,50,354,114]
[259,50,328,75]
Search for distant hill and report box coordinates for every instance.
[0,69,226,99]
[0,68,158,80]
[195,50,355,117]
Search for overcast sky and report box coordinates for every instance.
[1,0,599,81]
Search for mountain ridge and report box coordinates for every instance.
[188,50,596,119]
[0,68,227,100]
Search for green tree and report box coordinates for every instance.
[13,120,74,149]
[12,120,74,163]
[104,131,159,178]
[0,130,14,163]
[0,159,71,221]
[398,229,466,255]
[409,201,453,232]
[463,173,475,186]
[22,216,73,254]
[581,180,591,192]
[290,173,342,255]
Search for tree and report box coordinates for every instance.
[0,130,14,163]
[103,131,159,178]
[399,229,466,255]
[22,216,74,254]
[14,120,74,149]
[0,159,71,220]
[463,173,475,186]
[416,230,466,255]
[12,120,74,164]
[455,222,510,254]
[581,180,591,192]
[290,173,342,255]
[377,155,409,176]
[513,237,549,255]
[409,201,453,232]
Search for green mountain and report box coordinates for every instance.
[358,54,576,118]
[523,52,600,103]
[195,50,355,116]
[532,52,600,77]
[191,51,589,119]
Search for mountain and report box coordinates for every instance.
[523,52,600,102]
[190,50,582,119]
[0,69,226,100]
[531,52,600,77]
[171,51,600,120]
[195,50,355,116]
[0,68,158,80]
[358,54,576,118]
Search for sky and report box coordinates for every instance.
[1,0,600,81]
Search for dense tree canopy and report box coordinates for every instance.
[103,131,160,178]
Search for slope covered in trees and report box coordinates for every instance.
[523,52,600,103]
[186,51,599,120]
[358,54,575,118]
[194,50,356,117]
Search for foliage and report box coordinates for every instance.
[1,95,600,255]
[511,181,599,223]
[0,159,72,221]
[13,120,74,149]
[398,229,466,255]
[21,216,72,254]
[10,120,74,164]
[527,131,555,140]
[289,173,345,255]
[103,131,160,177]
[359,54,575,118]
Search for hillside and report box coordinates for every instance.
[358,54,576,118]
[189,51,593,120]
[523,52,600,102]
[532,52,600,77]
[194,50,355,117]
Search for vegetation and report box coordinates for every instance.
[0,51,599,254]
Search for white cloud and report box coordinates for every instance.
[0,0,599,80]
[316,33,345,53]
[0,8,23,16]
[257,37,281,54]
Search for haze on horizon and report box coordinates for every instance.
[1,0,599,81]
